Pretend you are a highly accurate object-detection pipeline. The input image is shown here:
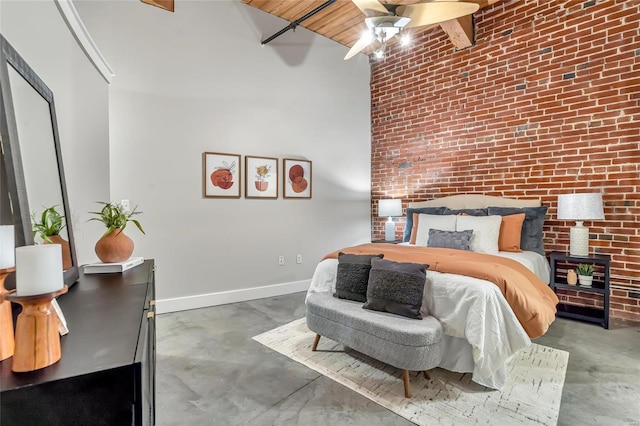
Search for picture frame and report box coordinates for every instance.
[245,156,278,199]
[202,152,241,198]
[283,158,312,199]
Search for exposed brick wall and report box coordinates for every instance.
[370,0,639,321]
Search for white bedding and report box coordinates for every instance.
[306,249,551,389]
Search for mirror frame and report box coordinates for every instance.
[0,34,79,285]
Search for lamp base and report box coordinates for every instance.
[569,221,589,257]
[0,267,16,361]
[8,286,68,372]
[385,218,396,242]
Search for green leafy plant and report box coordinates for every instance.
[31,205,66,243]
[89,202,145,237]
[576,264,594,276]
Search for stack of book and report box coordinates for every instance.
[83,256,144,274]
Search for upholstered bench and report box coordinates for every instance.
[306,292,443,398]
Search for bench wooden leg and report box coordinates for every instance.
[423,370,430,380]
[402,369,411,398]
[312,334,321,351]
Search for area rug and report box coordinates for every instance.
[253,318,568,426]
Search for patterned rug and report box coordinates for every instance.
[253,318,568,426]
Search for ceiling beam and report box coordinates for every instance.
[439,14,474,49]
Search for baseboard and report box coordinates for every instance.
[156,279,311,314]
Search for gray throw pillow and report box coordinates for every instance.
[403,207,446,242]
[333,252,384,302]
[363,258,428,319]
[427,229,473,251]
[487,206,548,255]
[442,208,489,216]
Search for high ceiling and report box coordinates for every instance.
[241,0,501,55]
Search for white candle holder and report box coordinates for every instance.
[15,245,64,296]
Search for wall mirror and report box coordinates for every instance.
[0,34,79,285]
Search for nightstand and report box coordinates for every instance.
[549,251,610,329]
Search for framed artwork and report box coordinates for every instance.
[245,156,278,199]
[202,152,241,198]
[283,158,312,199]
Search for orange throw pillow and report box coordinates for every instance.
[409,213,420,245]
[498,213,525,252]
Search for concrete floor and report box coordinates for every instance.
[156,292,640,425]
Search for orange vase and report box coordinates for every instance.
[47,235,72,270]
[95,228,134,263]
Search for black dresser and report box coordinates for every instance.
[0,259,156,426]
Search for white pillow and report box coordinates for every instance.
[413,214,457,246]
[456,215,502,254]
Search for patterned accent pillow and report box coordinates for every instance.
[427,229,473,251]
[333,252,384,302]
[363,258,428,319]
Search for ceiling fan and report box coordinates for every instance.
[345,0,480,60]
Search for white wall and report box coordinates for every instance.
[75,0,372,312]
[0,0,110,265]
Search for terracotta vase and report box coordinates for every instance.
[95,228,134,263]
[47,235,72,270]
[567,269,577,285]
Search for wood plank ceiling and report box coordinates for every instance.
[242,0,501,55]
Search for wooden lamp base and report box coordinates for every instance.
[0,267,16,361]
[7,285,68,372]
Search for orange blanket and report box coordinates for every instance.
[324,244,558,338]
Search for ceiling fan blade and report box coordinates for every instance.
[397,1,479,29]
[344,33,374,60]
[351,0,390,17]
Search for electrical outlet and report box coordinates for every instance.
[121,199,130,212]
[278,256,285,266]
[296,254,302,264]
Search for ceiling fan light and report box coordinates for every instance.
[362,30,374,44]
[400,33,412,46]
[374,49,385,60]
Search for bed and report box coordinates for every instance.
[307,194,558,389]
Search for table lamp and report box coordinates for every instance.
[557,193,604,257]
[378,199,402,242]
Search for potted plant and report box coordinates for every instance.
[576,264,595,287]
[32,206,65,243]
[31,206,72,270]
[89,202,145,263]
[254,164,271,192]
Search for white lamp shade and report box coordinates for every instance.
[0,225,15,269]
[557,193,604,220]
[378,199,402,218]
[15,245,64,296]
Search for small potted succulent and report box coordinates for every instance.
[576,264,594,287]
[32,206,72,270]
[89,202,145,263]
